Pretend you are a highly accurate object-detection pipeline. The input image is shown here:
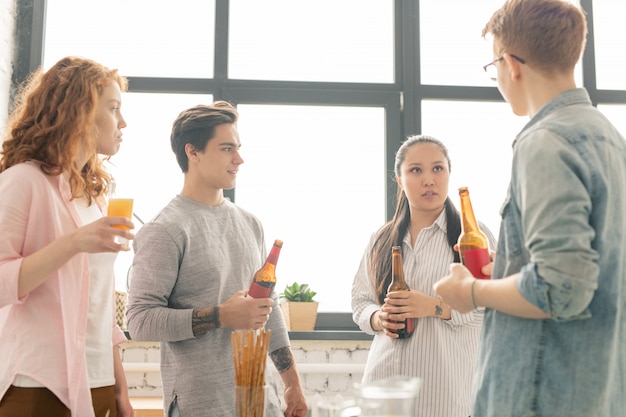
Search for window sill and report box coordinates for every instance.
[288,330,372,341]
[123,312,370,341]
[124,329,372,341]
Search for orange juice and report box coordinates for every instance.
[107,198,133,230]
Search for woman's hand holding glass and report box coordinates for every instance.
[69,216,134,254]
[107,197,135,250]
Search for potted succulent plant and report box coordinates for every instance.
[279,282,318,331]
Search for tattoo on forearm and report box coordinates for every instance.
[435,299,443,316]
[192,307,220,336]
[270,346,294,373]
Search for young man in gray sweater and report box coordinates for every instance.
[127,101,307,417]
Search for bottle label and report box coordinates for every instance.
[462,248,490,279]
[248,281,274,298]
[404,318,415,336]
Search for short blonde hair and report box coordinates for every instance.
[482,0,587,74]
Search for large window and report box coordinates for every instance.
[419,0,584,87]
[43,0,216,78]
[12,0,626,318]
[592,2,626,90]
[228,0,394,83]
[421,100,527,236]
[234,104,386,312]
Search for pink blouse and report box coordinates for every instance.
[0,161,126,417]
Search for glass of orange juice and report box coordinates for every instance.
[107,197,134,249]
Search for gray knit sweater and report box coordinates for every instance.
[127,196,290,416]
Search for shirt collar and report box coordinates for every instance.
[402,207,448,246]
[513,88,591,148]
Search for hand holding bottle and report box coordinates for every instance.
[434,263,478,314]
[385,289,448,319]
[381,290,416,339]
[376,309,406,338]
[219,290,274,330]
[386,246,414,339]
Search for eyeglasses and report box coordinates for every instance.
[483,54,526,81]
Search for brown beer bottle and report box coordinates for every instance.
[248,239,283,298]
[387,246,414,339]
[458,187,490,279]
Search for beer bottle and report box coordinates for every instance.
[458,187,490,279]
[248,239,283,298]
[387,246,414,339]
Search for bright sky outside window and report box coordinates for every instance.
[421,100,527,237]
[235,104,385,312]
[592,2,626,90]
[420,0,583,87]
[229,0,393,83]
[43,0,215,77]
[597,105,626,138]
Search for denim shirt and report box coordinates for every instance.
[473,89,626,417]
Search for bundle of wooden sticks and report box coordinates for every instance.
[231,329,271,417]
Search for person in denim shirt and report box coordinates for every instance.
[434,1,626,416]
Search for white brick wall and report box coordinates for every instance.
[0,0,16,133]
[120,341,164,397]
[120,338,372,405]
[291,340,370,396]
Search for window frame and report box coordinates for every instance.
[11,0,626,331]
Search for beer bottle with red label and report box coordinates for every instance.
[458,187,490,279]
[248,239,282,298]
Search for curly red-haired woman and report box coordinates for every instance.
[0,56,134,417]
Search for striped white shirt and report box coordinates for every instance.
[351,209,496,417]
